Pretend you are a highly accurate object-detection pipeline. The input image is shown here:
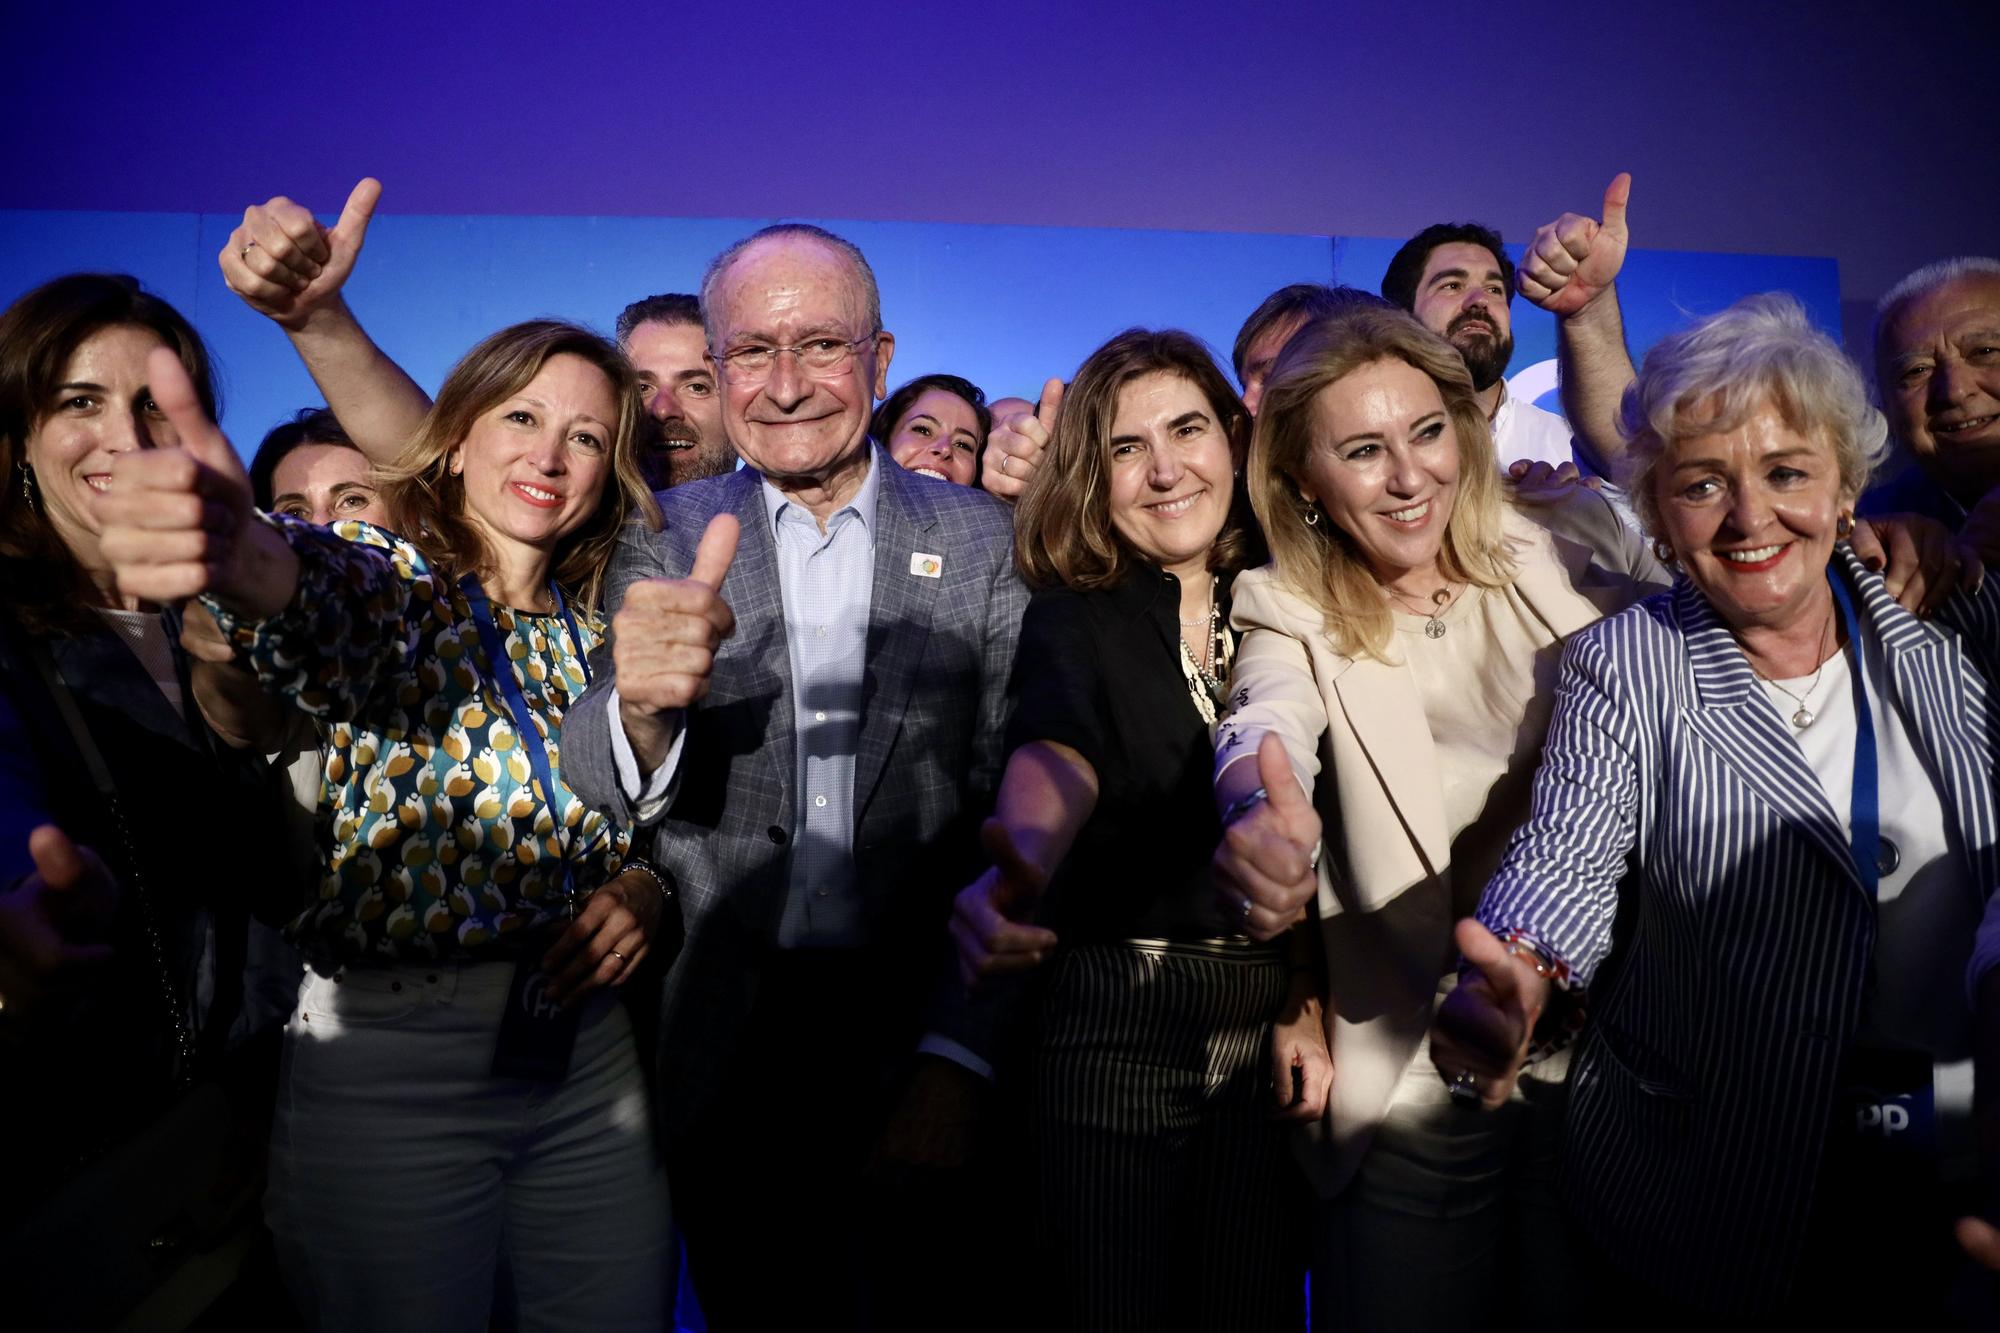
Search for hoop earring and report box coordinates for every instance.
[1836,511,1854,539]
[1651,537,1677,566]
[1302,506,1321,528]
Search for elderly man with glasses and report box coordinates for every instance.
[560,223,1028,1331]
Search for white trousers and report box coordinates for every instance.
[266,961,672,1333]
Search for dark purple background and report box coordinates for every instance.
[3,0,1994,351]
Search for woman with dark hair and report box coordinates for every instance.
[949,328,1303,1330]
[96,319,675,1332]
[871,371,991,487]
[0,272,295,1326]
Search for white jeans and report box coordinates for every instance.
[267,961,672,1333]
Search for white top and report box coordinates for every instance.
[1756,626,1973,1064]
[1491,389,1573,471]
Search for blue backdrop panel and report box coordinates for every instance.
[2,209,1836,458]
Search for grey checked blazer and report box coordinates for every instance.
[1479,547,2000,1312]
[563,448,1026,1130]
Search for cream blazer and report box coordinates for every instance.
[1216,488,1665,1196]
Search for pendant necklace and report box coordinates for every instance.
[1754,605,1836,729]
[1388,583,1455,639]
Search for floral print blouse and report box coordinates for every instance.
[207,517,630,966]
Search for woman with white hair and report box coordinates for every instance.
[1436,293,2000,1319]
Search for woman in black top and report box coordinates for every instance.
[0,273,294,1326]
[950,328,1313,1332]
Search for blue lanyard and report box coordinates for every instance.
[458,574,592,903]
[1827,570,1880,899]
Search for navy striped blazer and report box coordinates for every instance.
[1478,546,2000,1312]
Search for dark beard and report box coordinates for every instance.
[1449,318,1514,393]
[662,440,739,488]
[638,416,737,489]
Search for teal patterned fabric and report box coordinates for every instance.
[208,517,630,964]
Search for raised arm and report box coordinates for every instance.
[95,348,429,721]
[1211,591,1328,941]
[1518,174,1636,480]
[218,178,433,461]
[980,378,1063,505]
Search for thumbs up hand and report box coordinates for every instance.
[981,376,1063,503]
[0,826,119,1021]
[1213,736,1322,941]
[220,179,383,332]
[615,513,740,771]
[1429,918,1552,1110]
[949,817,1059,988]
[1517,173,1631,317]
[95,348,298,616]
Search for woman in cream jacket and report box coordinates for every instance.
[1208,304,1663,1329]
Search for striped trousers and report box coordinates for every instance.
[1034,939,1303,1332]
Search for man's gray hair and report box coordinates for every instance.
[1618,293,1888,540]
[698,223,882,342]
[1870,256,2000,374]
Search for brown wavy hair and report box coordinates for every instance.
[1249,305,1513,661]
[0,273,217,635]
[1015,328,1263,592]
[374,320,660,613]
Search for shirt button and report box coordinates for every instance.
[816,626,828,637]
[814,710,827,722]
[814,795,828,808]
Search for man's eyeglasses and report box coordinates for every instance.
[709,333,878,383]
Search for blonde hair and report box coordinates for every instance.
[1620,293,1887,542]
[1247,305,1513,660]
[376,320,660,613]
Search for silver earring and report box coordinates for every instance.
[17,462,36,513]
[1303,505,1321,527]
[1652,537,1676,566]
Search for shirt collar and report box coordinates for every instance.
[759,440,882,537]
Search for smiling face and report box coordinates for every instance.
[270,442,386,526]
[888,388,983,486]
[1655,401,1854,636]
[1411,241,1514,393]
[1878,272,2000,499]
[624,317,733,488]
[706,236,892,497]
[1293,357,1461,587]
[449,352,616,570]
[1103,371,1234,580]
[24,323,179,577]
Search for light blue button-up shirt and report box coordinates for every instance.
[761,454,879,947]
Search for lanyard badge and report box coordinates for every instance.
[460,575,594,1080]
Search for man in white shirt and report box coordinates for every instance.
[562,222,1027,1331]
[1381,220,1577,470]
